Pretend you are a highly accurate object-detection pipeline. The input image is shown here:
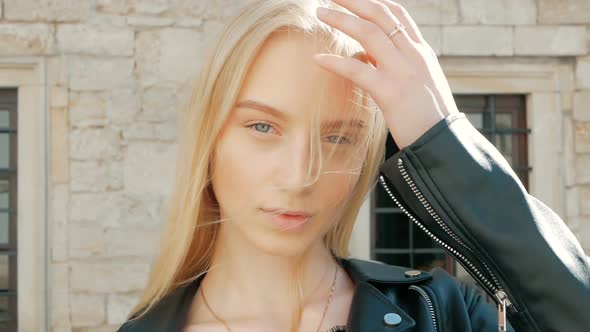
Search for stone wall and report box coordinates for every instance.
[0,0,588,331]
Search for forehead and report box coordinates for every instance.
[236,30,361,121]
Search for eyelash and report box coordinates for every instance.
[246,121,353,145]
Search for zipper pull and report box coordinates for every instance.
[495,290,508,331]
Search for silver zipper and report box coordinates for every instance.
[409,285,438,332]
[325,325,346,332]
[378,157,518,330]
[496,290,508,331]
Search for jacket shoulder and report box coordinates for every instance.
[114,281,199,332]
[341,257,433,284]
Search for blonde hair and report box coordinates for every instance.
[127,0,389,330]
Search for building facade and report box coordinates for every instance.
[0,0,588,331]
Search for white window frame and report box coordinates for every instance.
[0,58,48,332]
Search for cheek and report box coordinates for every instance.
[210,132,267,214]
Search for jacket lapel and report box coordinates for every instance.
[338,257,432,332]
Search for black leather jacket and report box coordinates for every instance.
[116,113,590,332]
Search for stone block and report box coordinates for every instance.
[50,264,71,328]
[47,55,69,86]
[0,23,54,55]
[70,293,106,327]
[565,116,577,187]
[575,154,590,184]
[69,91,106,128]
[135,28,203,87]
[69,127,122,161]
[51,86,68,108]
[126,15,174,27]
[70,160,123,193]
[68,223,105,258]
[107,293,140,324]
[69,192,162,228]
[576,217,590,252]
[57,24,134,56]
[104,228,159,258]
[396,0,459,25]
[576,58,590,89]
[581,186,590,216]
[575,122,590,153]
[104,89,141,126]
[69,56,135,91]
[442,26,513,56]
[139,87,179,123]
[70,262,150,293]
[124,142,177,196]
[4,0,93,22]
[515,26,587,56]
[566,187,580,218]
[458,0,536,25]
[539,0,590,24]
[573,91,590,122]
[420,26,441,55]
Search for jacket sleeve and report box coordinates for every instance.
[377,112,590,331]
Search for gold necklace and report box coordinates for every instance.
[200,264,339,332]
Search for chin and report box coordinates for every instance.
[245,229,316,258]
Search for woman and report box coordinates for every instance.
[116,0,590,331]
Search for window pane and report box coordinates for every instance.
[494,134,513,166]
[496,112,513,129]
[375,182,397,208]
[375,253,410,267]
[0,112,9,128]
[375,213,410,249]
[0,134,9,168]
[412,224,437,249]
[0,255,15,291]
[0,295,16,329]
[0,213,7,245]
[414,252,448,271]
[0,180,8,209]
[465,112,483,129]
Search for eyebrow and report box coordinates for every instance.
[234,99,366,129]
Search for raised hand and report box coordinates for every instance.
[314,0,459,149]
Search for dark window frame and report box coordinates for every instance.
[0,88,18,331]
[370,94,530,276]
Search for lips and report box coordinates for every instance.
[260,207,314,218]
[260,207,315,231]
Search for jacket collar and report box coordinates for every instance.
[338,257,432,331]
[125,257,432,332]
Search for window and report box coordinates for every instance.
[371,94,530,274]
[0,88,17,331]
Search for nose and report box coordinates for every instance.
[274,134,320,193]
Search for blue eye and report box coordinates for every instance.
[246,121,278,135]
[247,122,352,144]
[325,135,352,145]
[251,122,272,133]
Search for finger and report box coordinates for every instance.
[313,53,381,94]
[329,0,417,52]
[316,6,405,72]
[376,0,425,44]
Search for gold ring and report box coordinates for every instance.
[387,23,406,39]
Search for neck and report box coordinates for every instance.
[194,222,347,328]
